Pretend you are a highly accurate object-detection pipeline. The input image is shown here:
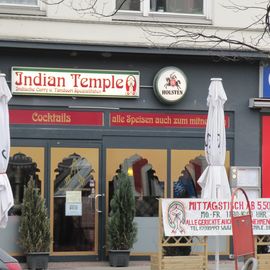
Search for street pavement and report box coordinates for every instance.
[21,259,238,270]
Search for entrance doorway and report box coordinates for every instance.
[49,141,102,258]
[7,140,104,259]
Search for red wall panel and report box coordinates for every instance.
[262,116,270,197]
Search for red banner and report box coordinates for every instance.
[9,109,104,126]
[110,112,230,128]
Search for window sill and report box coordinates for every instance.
[113,12,212,25]
[0,5,45,16]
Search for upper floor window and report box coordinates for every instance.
[116,0,203,14]
[115,0,211,24]
[0,0,38,6]
[0,0,44,15]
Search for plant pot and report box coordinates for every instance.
[26,252,49,270]
[109,250,130,267]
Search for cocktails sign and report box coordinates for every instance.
[11,67,140,98]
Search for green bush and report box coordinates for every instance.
[108,172,137,250]
[19,178,51,253]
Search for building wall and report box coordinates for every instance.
[0,0,265,260]
[0,1,268,51]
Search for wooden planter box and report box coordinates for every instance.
[151,254,206,270]
[257,254,270,270]
[151,201,208,270]
[256,235,270,270]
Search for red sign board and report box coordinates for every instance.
[110,112,230,128]
[9,109,104,126]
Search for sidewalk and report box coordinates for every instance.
[21,260,237,270]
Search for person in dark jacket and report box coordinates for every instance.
[174,166,197,199]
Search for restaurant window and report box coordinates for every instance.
[116,0,204,15]
[7,147,45,216]
[106,148,167,254]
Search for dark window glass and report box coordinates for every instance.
[7,152,41,216]
[116,0,140,11]
[53,153,96,252]
[109,154,164,217]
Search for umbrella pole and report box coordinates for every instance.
[215,236,220,270]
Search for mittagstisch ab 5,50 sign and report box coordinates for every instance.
[162,198,270,236]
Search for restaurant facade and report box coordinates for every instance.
[0,41,268,261]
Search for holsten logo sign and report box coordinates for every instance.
[153,66,187,104]
[11,67,140,98]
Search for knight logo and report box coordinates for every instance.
[165,72,182,92]
[153,67,187,104]
[125,75,137,95]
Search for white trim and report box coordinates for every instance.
[249,98,270,108]
[259,64,264,98]
[143,0,149,17]
[204,0,212,20]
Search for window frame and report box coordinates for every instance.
[0,0,38,6]
[114,0,212,25]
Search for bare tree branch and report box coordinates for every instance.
[40,0,270,57]
[41,0,129,17]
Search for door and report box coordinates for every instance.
[49,141,103,258]
[6,139,104,258]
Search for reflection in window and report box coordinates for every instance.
[109,154,164,217]
[166,155,207,257]
[116,0,203,14]
[53,153,95,252]
[116,0,140,11]
[173,155,207,199]
[7,152,41,216]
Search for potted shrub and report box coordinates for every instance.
[108,171,137,267]
[18,178,51,270]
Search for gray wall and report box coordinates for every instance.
[3,48,260,166]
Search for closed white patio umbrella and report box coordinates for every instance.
[197,78,231,270]
[0,74,14,228]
